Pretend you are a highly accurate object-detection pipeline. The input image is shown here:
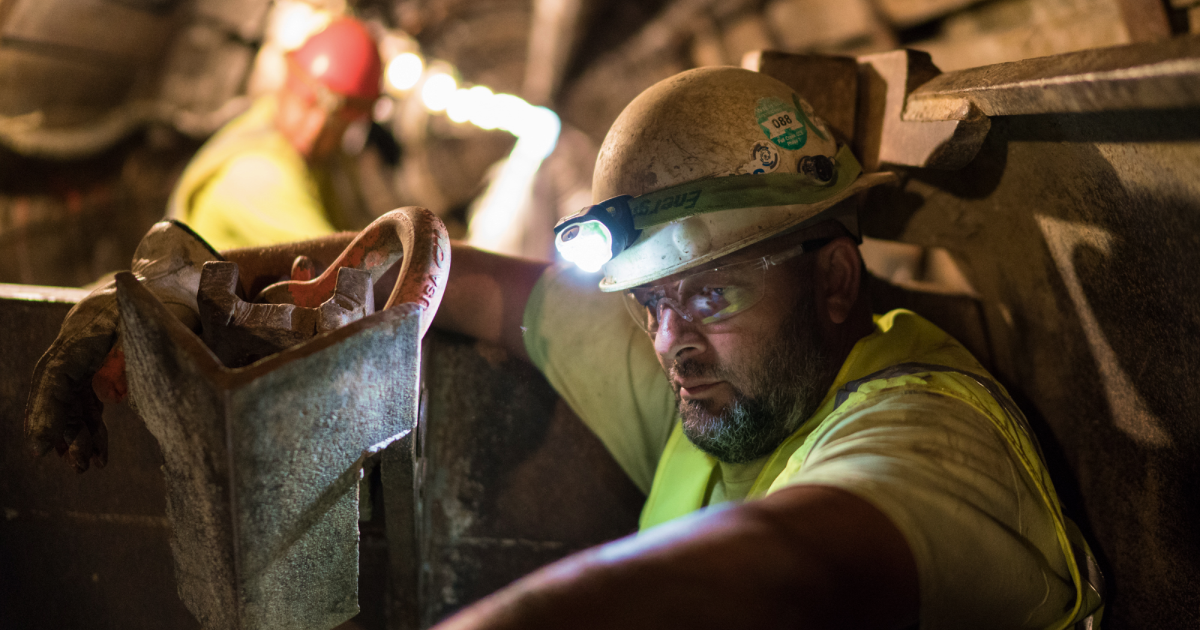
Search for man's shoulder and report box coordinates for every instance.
[843,309,991,388]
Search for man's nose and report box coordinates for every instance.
[653,304,706,362]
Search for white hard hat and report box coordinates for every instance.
[554,66,895,292]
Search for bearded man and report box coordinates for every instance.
[25,66,1103,629]
[426,67,1104,629]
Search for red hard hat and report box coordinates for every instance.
[290,18,382,101]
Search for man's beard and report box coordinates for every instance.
[670,296,827,464]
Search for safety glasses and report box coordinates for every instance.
[622,238,830,333]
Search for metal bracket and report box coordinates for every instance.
[116,273,422,630]
[856,49,991,171]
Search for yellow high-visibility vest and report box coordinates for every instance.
[639,309,1102,630]
[167,96,338,250]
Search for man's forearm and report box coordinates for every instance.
[434,242,549,362]
[435,486,918,630]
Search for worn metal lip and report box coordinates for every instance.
[0,283,90,304]
[115,272,424,387]
[905,35,1200,119]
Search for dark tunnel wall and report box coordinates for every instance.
[0,135,196,287]
[861,108,1200,629]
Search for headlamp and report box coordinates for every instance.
[553,195,638,273]
[554,146,864,274]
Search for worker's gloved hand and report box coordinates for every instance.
[24,221,222,472]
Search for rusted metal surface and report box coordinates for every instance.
[395,332,646,628]
[905,35,1200,120]
[104,207,448,629]
[117,273,422,630]
[198,263,375,368]
[257,207,450,339]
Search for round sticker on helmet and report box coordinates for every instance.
[755,96,806,150]
[740,141,781,174]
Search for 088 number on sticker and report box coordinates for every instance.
[768,113,801,137]
[755,96,809,150]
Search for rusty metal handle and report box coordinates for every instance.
[255,207,450,337]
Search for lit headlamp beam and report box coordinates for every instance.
[551,196,637,272]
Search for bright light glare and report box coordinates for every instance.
[467,155,541,255]
[465,86,498,129]
[513,106,561,160]
[556,221,613,273]
[310,54,330,78]
[271,2,330,51]
[421,63,564,257]
[373,96,395,122]
[490,94,527,134]
[421,73,457,111]
[386,52,424,91]
[445,89,473,123]
[462,91,561,159]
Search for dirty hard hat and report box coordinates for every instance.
[557,66,894,292]
[289,18,383,101]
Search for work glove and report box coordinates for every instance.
[24,221,223,472]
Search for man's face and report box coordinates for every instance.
[647,246,830,463]
[278,69,372,162]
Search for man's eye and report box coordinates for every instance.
[687,286,731,313]
[637,291,664,309]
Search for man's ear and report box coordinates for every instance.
[815,237,862,325]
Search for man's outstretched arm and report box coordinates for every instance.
[435,485,919,630]
[432,243,549,362]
